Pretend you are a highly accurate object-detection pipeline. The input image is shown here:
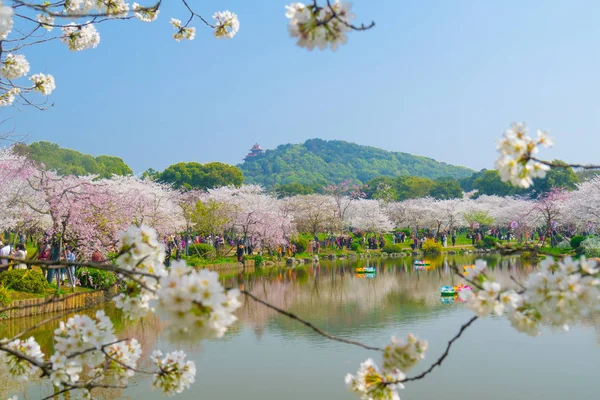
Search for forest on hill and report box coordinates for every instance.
[238,139,474,189]
[13,141,133,178]
[11,141,585,200]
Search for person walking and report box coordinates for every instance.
[0,242,12,273]
[65,247,77,287]
[14,244,27,270]
[236,242,244,263]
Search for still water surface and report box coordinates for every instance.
[1,255,598,399]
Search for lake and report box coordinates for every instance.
[1,254,598,399]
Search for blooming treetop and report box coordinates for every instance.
[346,199,394,233]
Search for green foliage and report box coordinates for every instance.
[293,238,309,254]
[465,161,579,198]
[239,139,473,189]
[254,254,264,267]
[475,240,485,249]
[382,244,404,253]
[459,169,487,192]
[0,285,11,305]
[483,236,498,248]
[557,240,571,249]
[463,210,495,226]
[364,175,464,201]
[582,237,600,257]
[350,242,363,252]
[430,178,464,200]
[0,270,49,294]
[472,170,518,197]
[188,243,217,260]
[422,239,442,254]
[141,168,161,181]
[570,235,586,249]
[521,251,532,259]
[531,160,579,194]
[76,268,116,290]
[13,141,133,178]
[275,182,316,198]
[159,161,243,190]
[191,200,231,238]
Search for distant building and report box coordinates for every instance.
[244,143,264,161]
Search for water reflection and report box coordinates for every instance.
[1,255,598,400]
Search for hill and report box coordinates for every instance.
[238,139,473,189]
[13,141,133,178]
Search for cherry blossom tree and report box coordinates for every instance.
[346,199,394,234]
[288,194,337,237]
[323,180,365,229]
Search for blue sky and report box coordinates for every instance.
[7,0,600,174]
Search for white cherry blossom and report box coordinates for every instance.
[345,358,404,400]
[30,74,56,95]
[495,122,553,188]
[36,14,55,31]
[383,334,428,372]
[170,18,195,41]
[0,337,44,381]
[213,10,239,39]
[132,2,159,22]
[62,23,101,51]
[1,54,30,80]
[0,1,13,39]
[0,88,19,106]
[151,350,196,396]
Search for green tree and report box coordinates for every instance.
[458,169,487,192]
[239,139,473,190]
[159,162,243,190]
[463,210,495,227]
[530,160,578,195]
[13,141,133,178]
[275,182,316,198]
[141,168,161,181]
[430,178,463,199]
[191,200,232,254]
[363,177,396,199]
[96,155,133,176]
[472,170,519,197]
[394,176,435,200]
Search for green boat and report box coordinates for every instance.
[439,286,456,296]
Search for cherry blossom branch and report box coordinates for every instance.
[510,275,526,291]
[450,265,484,290]
[325,0,375,30]
[400,316,478,383]
[240,289,384,351]
[101,347,154,375]
[530,157,600,170]
[180,0,214,28]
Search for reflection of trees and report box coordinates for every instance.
[2,255,597,398]
[233,256,541,340]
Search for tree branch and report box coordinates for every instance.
[401,316,478,383]
[240,289,383,351]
